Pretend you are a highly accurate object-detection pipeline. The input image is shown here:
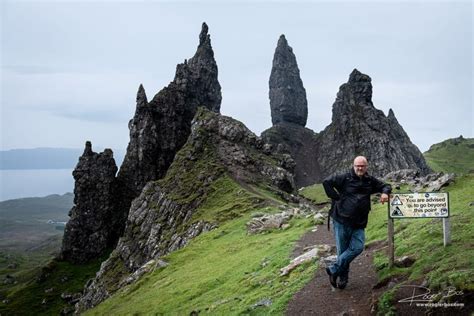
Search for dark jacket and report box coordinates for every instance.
[323,169,391,229]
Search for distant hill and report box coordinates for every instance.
[0,147,125,170]
[423,136,474,174]
[0,193,73,251]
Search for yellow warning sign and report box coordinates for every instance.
[389,192,449,218]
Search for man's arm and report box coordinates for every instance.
[322,173,346,200]
[372,177,392,204]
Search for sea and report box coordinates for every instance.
[0,169,74,201]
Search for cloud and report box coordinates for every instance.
[23,105,131,123]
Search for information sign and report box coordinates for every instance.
[389,192,449,218]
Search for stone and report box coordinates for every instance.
[251,298,272,309]
[384,169,420,182]
[320,254,338,268]
[60,306,75,315]
[246,212,293,234]
[317,69,431,179]
[269,35,308,126]
[280,244,333,276]
[394,255,416,268]
[60,142,119,264]
[60,292,82,304]
[3,275,14,285]
[421,173,455,192]
[7,263,17,269]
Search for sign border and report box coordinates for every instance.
[387,192,450,219]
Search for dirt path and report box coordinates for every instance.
[286,223,382,316]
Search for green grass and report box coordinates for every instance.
[299,183,330,204]
[424,137,474,174]
[191,175,266,224]
[87,214,315,315]
[0,253,109,316]
[366,174,474,291]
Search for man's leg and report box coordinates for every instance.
[336,227,365,288]
[327,219,351,287]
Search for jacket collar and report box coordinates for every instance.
[350,168,369,179]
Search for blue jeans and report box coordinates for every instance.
[328,219,365,279]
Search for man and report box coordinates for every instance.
[323,156,391,289]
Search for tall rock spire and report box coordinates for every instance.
[269,35,308,126]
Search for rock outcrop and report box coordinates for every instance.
[317,69,431,178]
[60,142,119,263]
[262,123,321,187]
[384,169,455,192]
[269,35,308,126]
[76,108,295,312]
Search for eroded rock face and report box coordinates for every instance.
[76,108,296,312]
[269,35,308,126]
[262,123,321,187]
[317,69,431,179]
[60,142,119,264]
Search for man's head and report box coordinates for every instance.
[353,156,368,177]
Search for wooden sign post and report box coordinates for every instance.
[388,192,450,268]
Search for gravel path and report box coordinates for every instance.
[286,224,381,316]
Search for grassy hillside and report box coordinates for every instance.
[86,174,316,315]
[424,136,474,174]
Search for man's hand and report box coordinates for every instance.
[380,193,389,204]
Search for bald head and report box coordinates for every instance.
[353,156,368,177]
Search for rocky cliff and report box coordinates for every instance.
[60,23,222,263]
[76,108,295,312]
[317,69,431,178]
[60,142,118,263]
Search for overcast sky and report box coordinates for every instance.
[1,0,472,153]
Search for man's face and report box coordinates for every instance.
[353,158,368,177]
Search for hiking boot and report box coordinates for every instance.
[325,267,338,288]
[337,275,348,289]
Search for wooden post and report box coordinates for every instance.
[388,217,395,267]
[443,217,451,246]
